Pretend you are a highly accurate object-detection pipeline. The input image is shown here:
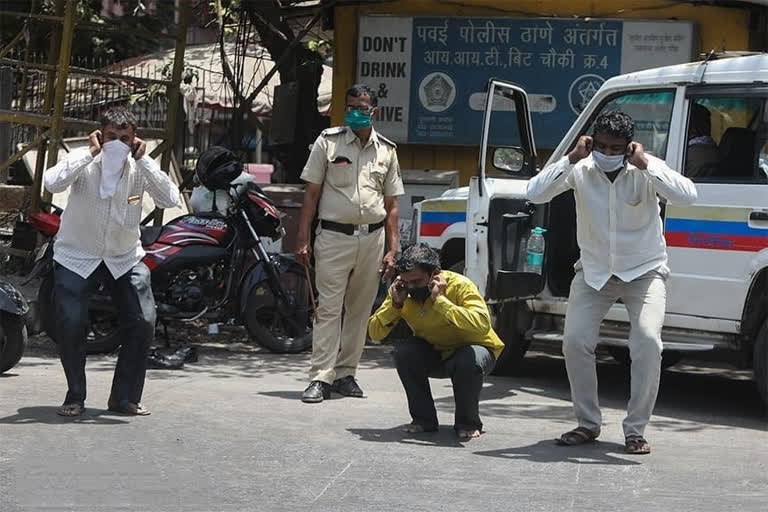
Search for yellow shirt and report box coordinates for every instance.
[300,126,405,224]
[368,271,505,359]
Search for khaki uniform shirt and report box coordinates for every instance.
[301,126,405,224]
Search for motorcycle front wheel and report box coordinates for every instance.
[243,259,313,354]
[38,273,122,355]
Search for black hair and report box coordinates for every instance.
[592,110,633,143]
[689,103,712,137]
[346,84,378,107]
[397,243,441,274]
[100,107,137,131]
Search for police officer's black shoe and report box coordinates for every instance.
[302,380,331,403]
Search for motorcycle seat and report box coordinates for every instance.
[140,226,163,246]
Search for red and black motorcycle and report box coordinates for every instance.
[28,180,313,355]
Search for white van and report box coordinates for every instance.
[411,53,768,405]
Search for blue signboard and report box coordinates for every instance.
[408,17,621,147]
[357,16,695,148]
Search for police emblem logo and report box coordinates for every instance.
[568,74,606,115]
[418,72,456,113]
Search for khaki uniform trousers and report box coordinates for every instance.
[309,226,385,384]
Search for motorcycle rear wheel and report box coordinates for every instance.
[0,313,27,374]
[244,260,313,354]
[39,273,122,355]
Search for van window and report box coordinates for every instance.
[585,90,675,158]
[683,96,766,183]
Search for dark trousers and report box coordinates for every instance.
[53,262,156,406]
[393,338,495,432]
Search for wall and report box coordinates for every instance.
[333,0,753,184]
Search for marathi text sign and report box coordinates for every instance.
[357,16,695,147]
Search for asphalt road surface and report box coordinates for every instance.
[1,338,766,512]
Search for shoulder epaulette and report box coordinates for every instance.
[321,126,347,136]
[377,133,397,148]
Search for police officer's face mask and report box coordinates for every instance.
[344,108,373,131]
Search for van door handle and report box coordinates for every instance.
[749,211,768,222]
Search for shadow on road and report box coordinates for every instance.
[21,333,767,432]
[449,345,767,433]
[474,439,641,466]
[258,390,347,401]
[347,427,466,448]
[0,406,129,425]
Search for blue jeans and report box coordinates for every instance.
[393,338,496,432]
[53,262,156,406]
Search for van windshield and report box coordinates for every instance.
[595,90,676,158]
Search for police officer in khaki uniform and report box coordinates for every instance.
[296,84,405,403]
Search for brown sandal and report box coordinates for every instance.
[625,436,651,455]
[56,403,85,417]
[555,426,599,446]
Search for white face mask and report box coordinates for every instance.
[592,150,626,173]
[100,139,132,199]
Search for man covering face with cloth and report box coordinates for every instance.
[43,108,180,417]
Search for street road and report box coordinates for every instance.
[1,338,766,511]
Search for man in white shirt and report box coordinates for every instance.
[526,111,697,454]
[43,108,180,417]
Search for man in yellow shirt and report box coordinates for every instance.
[368,244,504,439]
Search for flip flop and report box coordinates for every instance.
[456,429,482,440]
[56,403,85,417]
[400,423,437,434]
[555,426,599,446]
[108,401,151,416]
[625,435,651,455]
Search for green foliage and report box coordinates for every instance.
[1,0,174,63]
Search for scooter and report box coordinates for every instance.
[0,280,29,374]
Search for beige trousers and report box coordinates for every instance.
[309,226,385,384]
[563,268,667,438]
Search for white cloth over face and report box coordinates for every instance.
[99,139,132,199]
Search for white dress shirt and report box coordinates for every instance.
[526,154,698,291]
[43,149,181,279]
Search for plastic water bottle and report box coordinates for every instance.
[524,227,547,274]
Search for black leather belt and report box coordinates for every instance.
[321,219,384,235]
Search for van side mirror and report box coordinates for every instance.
[493,147,525,173]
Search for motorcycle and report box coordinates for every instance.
[0,281,29,374]
[28,181,313,355]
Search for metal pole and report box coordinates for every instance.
[30,0,65,213]
[154,0,190,226]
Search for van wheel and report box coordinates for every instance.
[491,302,532,376]
[605,346,683,370]
[448,260,464,274]
[754,318,768,406]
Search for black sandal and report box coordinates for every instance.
[555,426,599,446]
[625,435,651,455]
